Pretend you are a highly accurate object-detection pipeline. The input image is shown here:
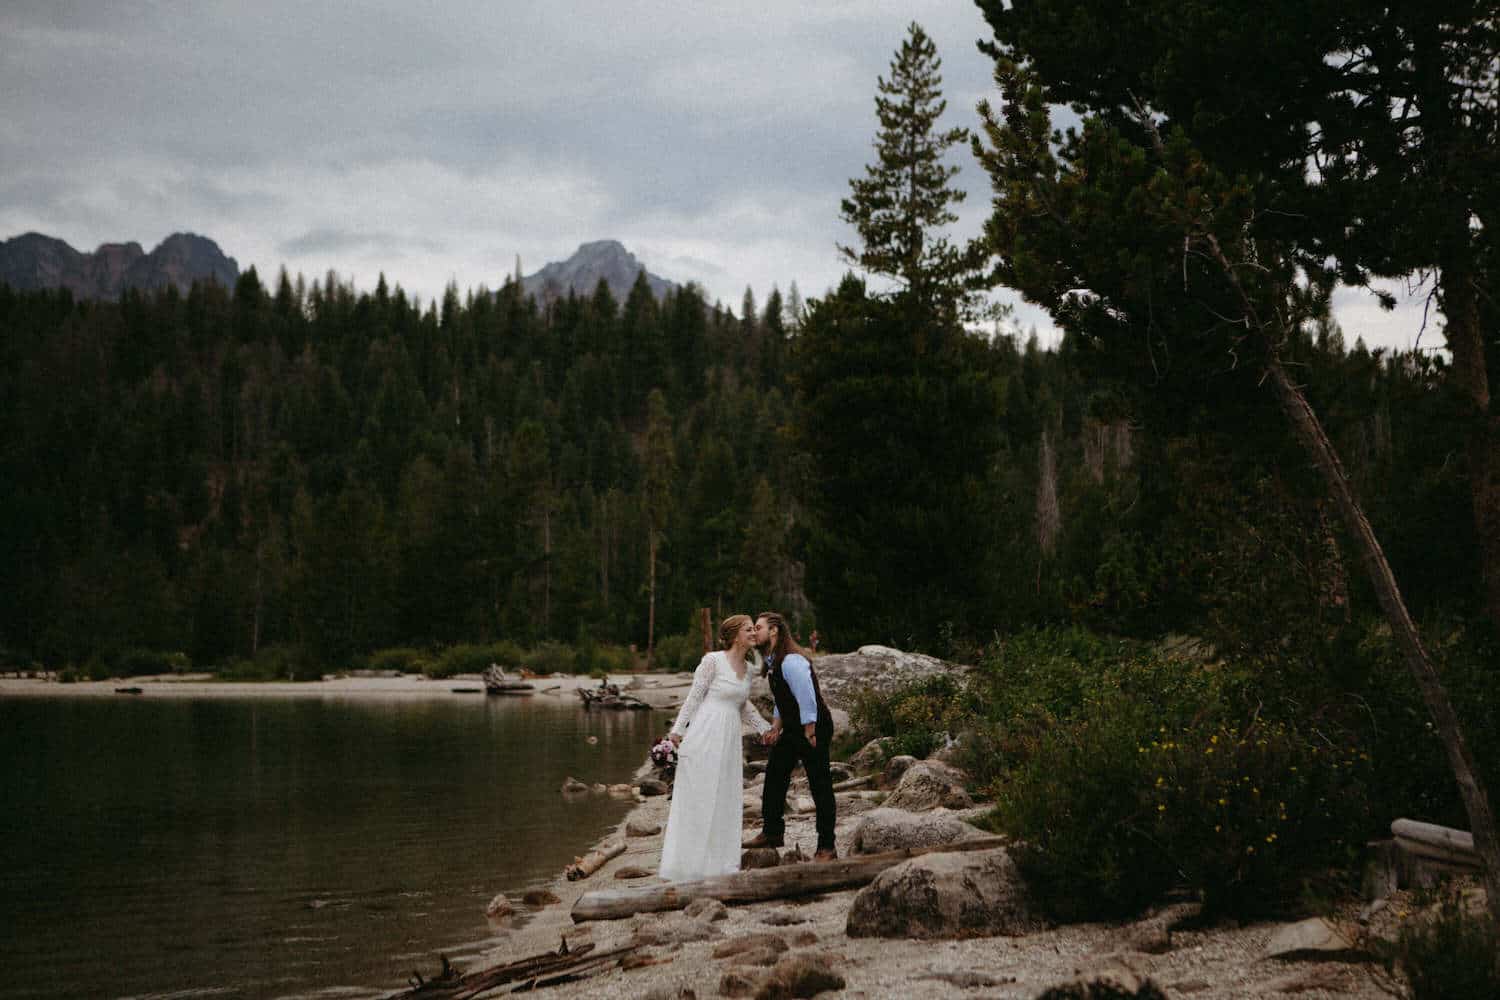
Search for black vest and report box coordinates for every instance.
[767,654,833,737]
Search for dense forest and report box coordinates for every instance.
[0,251,1477,675]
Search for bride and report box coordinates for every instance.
[658,614,772,881]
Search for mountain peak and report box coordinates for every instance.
[520,240,676,304]
[0,231,239,298]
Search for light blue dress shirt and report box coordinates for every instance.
[770,652,819,725]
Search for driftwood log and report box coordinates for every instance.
[382,939,640,998]
[565,840,625,881]
[571,835,1010,921]
[1392,818,1479,868]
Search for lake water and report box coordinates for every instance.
[0,694,656,999]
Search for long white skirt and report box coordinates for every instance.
[658,700,744,881]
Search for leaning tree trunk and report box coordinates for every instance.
[1265,350,1500,931]
[1196,231,1500,931]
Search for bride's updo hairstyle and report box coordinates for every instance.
[719,613,751,649]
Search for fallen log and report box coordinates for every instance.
[565,840,626,881]
[831,775,874,792]
[382,940,640,999]
[1392,818,1480,868]
[571,835,1010,921]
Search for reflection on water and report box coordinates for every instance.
[0,694,655,999]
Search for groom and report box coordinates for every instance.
[743,611,837,861]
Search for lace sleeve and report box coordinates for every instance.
[740,694,771,735]
[669,653,717,737]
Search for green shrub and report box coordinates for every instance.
[650,634,702,672]
[1396,891,1500,999]
[525,641,578,676]
[115,648,192,676]
[366,647,433,674]
[576,641,633,677]
[849,674,967,759]
[996,706,1372,921]
[426,641,524,678]
[217,644,319,681]
[994,705,1179,920]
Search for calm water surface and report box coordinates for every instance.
[0,694,655,999]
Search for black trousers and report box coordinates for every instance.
[760,724,836,851]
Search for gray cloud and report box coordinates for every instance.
[0,1,1427,349]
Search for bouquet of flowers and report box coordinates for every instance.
[649,736,678,779]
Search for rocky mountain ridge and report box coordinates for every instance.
[0,232,239,299]
[520,239,677,304]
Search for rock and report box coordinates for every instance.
[754,952,845,1000]
[883,759,973,811]
[827,762,853,783]
[849,807,990,855]
[1264,966,1354,994]
[730,946,786,967]
[615,865,655,879]
[521,889,560,906]
[591,783,608,794]
[718,970,762,997]
[1036,973,1166,999]
[846,846,1035,939]
[685,897,729,922]
[1169,978,1212,995]
[641,988,696,1000]
[917,971,1013,988]
[626,818,663,837]
[712,934,789,959]
[813,645,967,708]
[639,778,670,796]
[747,761,769,777]
[608,782,635,797]
[633,911,725,945]
[1263,917,1362,961]
[882,754,918,785]
[788,930,818,947]
[930,733,967,766]
[759,910,808,927]
[1121,902,1199,955]
[743,795,762,820]
[850,738,895,773]
[791,795,816,814]
[484,893,515,918]
[561,776,589,795]
[741,847,782,869]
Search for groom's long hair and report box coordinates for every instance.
[757,611,807,676]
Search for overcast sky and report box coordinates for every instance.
[4,1,1435,350]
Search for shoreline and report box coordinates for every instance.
[449,758,1411,1000]
[0,672,696,701]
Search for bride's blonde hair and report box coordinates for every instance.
[718,613,751,650]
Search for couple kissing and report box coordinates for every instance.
[657,612,836,883]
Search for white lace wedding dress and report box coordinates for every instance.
[658,651,771,882]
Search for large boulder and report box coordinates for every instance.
[846,847,1035,939]
[849,737,895,773]
[849,807,991,855]
[883,759,974,811]
[812,645,968,709]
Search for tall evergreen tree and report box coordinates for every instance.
[839,21,973,321]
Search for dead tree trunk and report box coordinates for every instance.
[1264,355,1500,926]
[571,836,1010,921]
[1195,228,1500,930]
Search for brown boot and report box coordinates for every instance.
[742,831,783,849]
[812,848,838,862]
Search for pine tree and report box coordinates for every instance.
[839,21,972,319]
